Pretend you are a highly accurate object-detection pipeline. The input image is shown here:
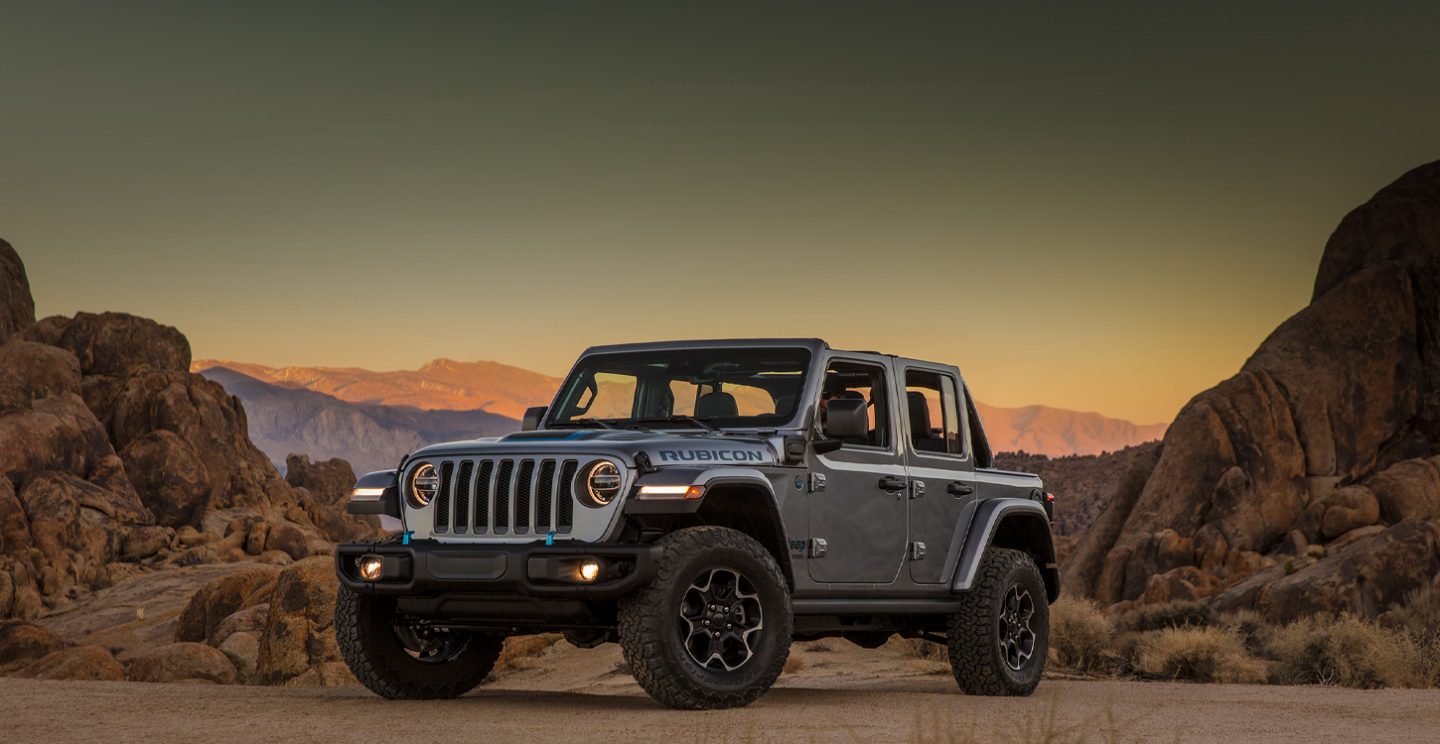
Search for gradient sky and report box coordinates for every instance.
[5,1,1439,424]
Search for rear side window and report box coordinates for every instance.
[820,360,891,448]
[904,369,964,456]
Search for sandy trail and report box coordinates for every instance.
[7,639,1437,744]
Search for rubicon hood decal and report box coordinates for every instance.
[653,446,772,464]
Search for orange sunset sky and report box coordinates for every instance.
[6,2,1440,424]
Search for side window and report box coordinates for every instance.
[820,361,891,448]
[904,369,963,456]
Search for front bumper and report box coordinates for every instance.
[334,540,660,600]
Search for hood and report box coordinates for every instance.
[408,428,780,467]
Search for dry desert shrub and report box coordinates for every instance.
[1116,600,1214,633]
[783,653,806,674]
[492,633,564,674]
[1134,626,1267,683]
[1264,614,1429,688]
[1216,609,1269,654]
[1049,596,1114,673]
[1385,584,1440,643]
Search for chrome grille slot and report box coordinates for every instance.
[535,460,556,532]
[515,461,535,534]
[494,460,514,533]
[452,460,474,533]
[427,456,593,538]
[558,459,577,533]
[434,461,454,534]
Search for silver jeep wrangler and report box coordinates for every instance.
[335,339,1057,708]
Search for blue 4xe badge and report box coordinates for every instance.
[787,538,806,556]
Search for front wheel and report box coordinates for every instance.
[618,526,793,709]
[335,585,504,699]
[946,547,1049,695]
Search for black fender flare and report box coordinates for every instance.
[622,467,794,587]
[948,498,1059,602]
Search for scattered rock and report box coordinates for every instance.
[0,620,65,673]
[16,644,125,681]
[1320,486,1381,540]
[174,566,280,643]
[255,556,342,685]
[127,642,237,684]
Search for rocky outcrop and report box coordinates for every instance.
[254,556,351,686]
[1067,161,1440,622]
[174,566,280,643]
[0,239,34,344]
[0,241,377,621]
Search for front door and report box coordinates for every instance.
[901,365,977,583]
[806,356,908,584]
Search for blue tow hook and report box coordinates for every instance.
[402,531,414,545]
[545,530,556,546]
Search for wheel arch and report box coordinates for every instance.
[950,499,1060,602]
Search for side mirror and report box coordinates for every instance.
[521,406,547,431]
[822,398,868,441]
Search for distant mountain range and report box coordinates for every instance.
[195,358,1166,464]
[196,366,517,475]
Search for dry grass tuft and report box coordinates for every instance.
[492,633,564,675]
[890,636,948,662]
[1050,596,1114,673]
[1386,584,1440,643]
[1134,626,1267,683]
[1264,614,1430,688]
[783,653,806,674]
[1116,600,1214,633]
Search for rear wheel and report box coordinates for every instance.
[946,547,1049,695]
[335,585,504,699]
[618,526,792,709]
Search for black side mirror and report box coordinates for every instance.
[822,398,868,441]
[521,406,547,431]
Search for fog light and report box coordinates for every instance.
[358,555,384,581]
[578,560,601,582]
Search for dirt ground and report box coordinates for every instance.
[8,638,1438,744]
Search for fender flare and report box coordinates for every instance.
[622,466,793,586]
[948,498,1059,602]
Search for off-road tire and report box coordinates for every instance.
[335,585,504,699]
[618,526,792,709]
[946,547,1049,696]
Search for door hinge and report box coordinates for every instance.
[910,479,926,499]
[809,473,828,493]
[910,541,926,560]
[810,538,829,558]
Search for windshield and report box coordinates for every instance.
[549,348,811,429]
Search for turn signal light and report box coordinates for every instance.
[637,484,706,500]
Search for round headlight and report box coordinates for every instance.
[579,460,622,507]
[408,463,439,508]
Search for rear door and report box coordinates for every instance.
[900,363,976,583]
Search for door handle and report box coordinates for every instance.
[948,482,975,497]
[878,475,907,492]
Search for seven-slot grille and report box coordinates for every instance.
[430,457,581,536]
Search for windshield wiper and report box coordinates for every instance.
[631,416,720,433]
[550,418,617,430]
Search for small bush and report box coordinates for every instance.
[1117,600,1215,633]
[1218,609,1270,655]
[1386,584,1440,643]
[1134,627,1267,683]
[1264,615,1427,689]
[1049,596,1114,673]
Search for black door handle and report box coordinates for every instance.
[948,482,975,497]
[878,475,907,492]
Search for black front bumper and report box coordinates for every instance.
[334,540,660,600]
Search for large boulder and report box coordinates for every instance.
[285,455,355,505]
[255,556,350,686]
[174,566,280,642]
[16,644,125,681]
[35,312,190,378]
[0,239,35,344]
[127,642,238,684]
[1068,160,1440,619]
[0,619,65,673]
[119,430,211,528]
[0,340,81,414]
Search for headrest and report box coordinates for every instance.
[907,391,933,439]
[695,391,738,419]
